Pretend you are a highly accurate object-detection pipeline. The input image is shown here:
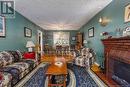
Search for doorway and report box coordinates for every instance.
[37,30,43,56]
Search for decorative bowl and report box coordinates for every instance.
[54,61,63,67]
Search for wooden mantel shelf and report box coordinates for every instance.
[102,36,130,51]
[102,36,130,40]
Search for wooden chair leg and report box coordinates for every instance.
[48,75,51,87]
[63,75,67,87]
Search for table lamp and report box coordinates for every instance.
[83,40,88,47]
[83,40,88,44]
[26,41,35,52]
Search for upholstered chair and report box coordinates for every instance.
[73,48,93,68]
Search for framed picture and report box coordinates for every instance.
[124,4,130,22]
[24,27,32,37]
[72,36,76,41]
[88,27,94,37]
[0,16,5,37]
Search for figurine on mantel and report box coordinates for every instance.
[100,32,109,39]
[123,26,130,36]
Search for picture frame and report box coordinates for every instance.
[124,4,130,22]
[24,27,32,37]
[0,16,6,37]
[88,27,94,38]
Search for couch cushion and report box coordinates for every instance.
[0,67,21,86]
[7,51,20,62]
[0,51,14,67]
[0,72,12,87]
[16,50,24,59]
[6,62,29,73]
[0,62,30,85]
[20,59,37,71]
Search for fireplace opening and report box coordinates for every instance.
[112,59,130,86]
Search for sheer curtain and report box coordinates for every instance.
[53,32,70,46]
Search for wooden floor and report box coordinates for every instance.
[41,54,74,63]
[91,64,120,87]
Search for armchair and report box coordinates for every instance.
[73,48,95,68]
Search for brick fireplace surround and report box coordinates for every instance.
[102,37,130,86]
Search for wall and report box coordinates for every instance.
[79,0,130,67]
[0,11,44,51]
[44,30,78,46]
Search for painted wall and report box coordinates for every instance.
[79,0,130,67]
[44,30,78,46]
[0,11,44,51]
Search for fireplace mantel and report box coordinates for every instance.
[102,37,130,51]
[101,37,130,78]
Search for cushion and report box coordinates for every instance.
[0,51,14,67]
[0,67,20,86]
[0,72,12,87]
[3,62,30,83]
[20,59,36,71]
[23,52,35,59]
[7,62,29,73]
[16,50,24,59]
[7,51,20,62]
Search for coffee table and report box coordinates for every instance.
[46,61,67,87]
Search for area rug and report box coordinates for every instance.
[22,64,98,87]
[68,64,98,87]
[44,69,75,87]
[22,66,48,87]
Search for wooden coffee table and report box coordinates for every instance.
[41,54,73,87]
[46,61,67,87]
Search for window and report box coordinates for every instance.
[53,32,70,46]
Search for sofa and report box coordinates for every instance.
[72,48,96,68]
[0,50,38,87]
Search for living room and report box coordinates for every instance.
[0,0,130,87]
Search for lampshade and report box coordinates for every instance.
[26,41,35,48]
[83,40,88,44]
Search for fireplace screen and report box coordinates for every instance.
[112,60,130,86]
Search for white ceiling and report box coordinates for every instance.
[15,0,112,30]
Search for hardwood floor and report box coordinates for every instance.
[41,54,74,63]
[91,64,120,87]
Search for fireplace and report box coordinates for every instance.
[102,37,130,86]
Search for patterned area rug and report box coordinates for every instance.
[22,64,98,87]
[44,69,75,87]
[68,64,98,87]
[23,66,48,87]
